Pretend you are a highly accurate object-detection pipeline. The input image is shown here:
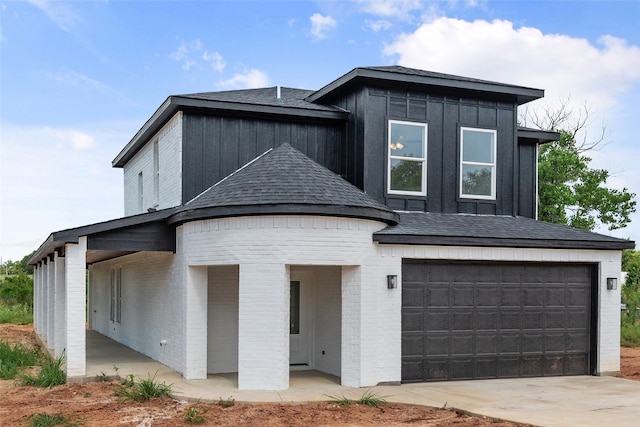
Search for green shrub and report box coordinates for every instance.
[184,406,206,424]
[0,341,40,379]
[0,302,33,324]
[28,413,80,427]
[621,322,640,347]
[115,372,172,402]
[357,390,387,407]
[20,352,66,387]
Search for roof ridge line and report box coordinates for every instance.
[185,147,274,206]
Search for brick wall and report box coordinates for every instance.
[123,112,182,215]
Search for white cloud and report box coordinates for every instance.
[365,19,392,32]
[170,39,205,70]
[0,122,126,261]
[26,0,80,32]
[203,51,226,72]
[309,13,337,41]
[45,127,95,150]
[353,0,424,21]
[218,69,269,89]
[384,18,640,113]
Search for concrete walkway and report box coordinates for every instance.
[84,331,640,426]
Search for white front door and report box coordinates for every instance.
[289,280,310,365]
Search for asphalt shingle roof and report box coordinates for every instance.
[170,143,398,225]
[177,87,343,113]
[373,212,634,250]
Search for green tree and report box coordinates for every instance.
[0,270,34,307]
[523,101,636,232]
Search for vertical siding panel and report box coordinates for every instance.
[427,100,444,212]
[443,102,460,213]
[498,107,516,215]
[364,92,387,203]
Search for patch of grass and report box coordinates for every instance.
[184,406,206,424]
[0,303,33,324]
[621,322,640,347]
[115,372,172,402]
[357,390,387,408]
[28,413,81,427]
[0,341,40,379]
[325,393,353,406]
[96,371,109,382]
[217,396,235,408]
[20,352,66,387]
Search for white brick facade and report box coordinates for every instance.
[123,112,182,215]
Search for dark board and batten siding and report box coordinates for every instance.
[334,87,523,216]
[181,113,345,203]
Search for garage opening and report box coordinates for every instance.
[401,260,597,382]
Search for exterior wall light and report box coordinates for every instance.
[387,275,398,289]
[606,277,617,290]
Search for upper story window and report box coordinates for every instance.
[460,127,497,200]
[388,120,427,196]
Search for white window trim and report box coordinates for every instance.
[387,120,427,196]
[459,127,497,200]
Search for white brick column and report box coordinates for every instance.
[183,266,208,380]
[341,266,362,387]
[47,256,56,350]
[238,263,289,390]
[599,256,623,375]
[41,260,49,346]
[65,237,87,377]
[54,251,66,359]
[33,264,40,335]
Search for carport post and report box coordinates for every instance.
[64,236,87,377]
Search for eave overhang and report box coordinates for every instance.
[168,204,399,227]
[517,127,561,144]
[306,67,544,106]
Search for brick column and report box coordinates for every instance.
[183,265,208,380]
[65,237,87,377]
[47,255,56,350]
[54,251,66,359]
[238,263,289,390]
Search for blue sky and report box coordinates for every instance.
[1,0,640,262]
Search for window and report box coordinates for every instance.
[388,120,427,195]
[290,281,300,335]
[460,127,497,199]
[137,172,144,212]
[110,268,122,323]
[153,140,159,204]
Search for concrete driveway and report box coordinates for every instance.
[376,376,640,426]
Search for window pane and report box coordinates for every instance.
[290,281,300,335]
[390,123,424,158]
[390,159,423,192]
[462,129,494,163]
[462,165,493,196]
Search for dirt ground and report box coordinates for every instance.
[4,324,638,426]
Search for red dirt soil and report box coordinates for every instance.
[8,324,640,426]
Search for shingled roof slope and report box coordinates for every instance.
[177,87,342,113]
[373,212,634,250]
[169,143,398,225]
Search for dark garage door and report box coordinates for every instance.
[402,261,595,382]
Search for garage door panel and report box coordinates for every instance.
[544,356,565,375]
[500,334,521,354]
[451,334,473,355]
[401,334,423,357]
[402,285,424,308]
[452,311,473,330]
[523,333,543,353]
[476,310,498,330]
[402,261,593,382]
[451,358,474,379]
[426,335,448,356]
[425,310,448,331]
[476,334,497,354]
[426,287,449,307]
